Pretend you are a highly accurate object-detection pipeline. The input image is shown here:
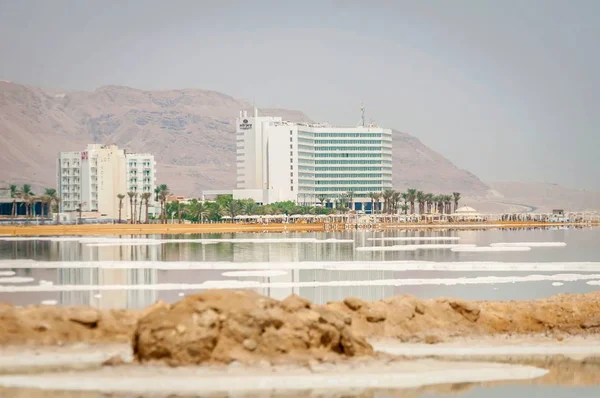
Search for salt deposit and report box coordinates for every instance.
[222,270,288,277]
[0,276,35,284]
[0,271,15,276]
[368,237,461,242]
[0,361,547,395]
[357,244,475,252]
[1,273,599,292]
[40,300,58,306]
[587,280,600,286]
[451,246,531,252]
[491,242,567,247]
[4,260,600,272]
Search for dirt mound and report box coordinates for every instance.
[133,290,373,365]
[0,303,140,346]
[326,292,600,342]
[2,292,599,354]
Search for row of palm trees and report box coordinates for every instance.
[116,184,171,224]
[9,184,61,224]
[313,189,461,215]
[367,189,462,215]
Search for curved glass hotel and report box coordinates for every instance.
[226,109,392,210]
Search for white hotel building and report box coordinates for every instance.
[57,144,157,220]
[208,109,392,209]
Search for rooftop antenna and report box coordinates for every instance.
[358,103,366,127]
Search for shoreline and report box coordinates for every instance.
[0,221,596,236]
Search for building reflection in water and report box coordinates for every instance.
[55,240,159,309]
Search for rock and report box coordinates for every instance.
[175,324,186,334]
[344,297,366,311]
[102,355,126,367]
[133,290,373,366]
[424,334,442,344]
[447,299,481,322]
[281,294,311,312]
[67,308,100,327]
[243,339,257,351]
[365,308,387,323]
[581,315,600,329]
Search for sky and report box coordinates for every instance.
[1,0,599,190]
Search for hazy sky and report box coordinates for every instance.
[1,0,599,190]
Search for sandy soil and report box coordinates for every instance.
[0,221,595,236]
[2,291,600,353]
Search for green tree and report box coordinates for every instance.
[391,191,401,213]
[127,191,136,224]
[452,192,461,213]
[20,184,34,219]
[406,188,417,215]
[425,193,434,214]
[382,189,394,214]
[416,191,425,214]
[141,192,152,223]
[221,199,243,219]
[9,184,19,223]
[400,204,409,215]
[157,184,170,223]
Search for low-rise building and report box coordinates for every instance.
[57,144,157,220]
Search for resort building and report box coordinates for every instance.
[205,109,393,209]
[57,144,157,220]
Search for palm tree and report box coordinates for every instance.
[316,194,327,206]
[138,193,144,224]
[433,195,443,214]
[243,201,259,215]
[416,191,425,214]
[382,189,394,214]
[425,193,434,214]
[9,184,19,223]
[141,192,152,223]
[391,191,401,214]
[127,191,136,224]
[400,204,409,215]
[373,192,381,214]
[43,188,58,223]
[20,184,34,219]
[445,195,453,214]
[39,195,52,224]
[154,187,161,202]
[52,197,61,224]
[406,188,417,215]
[157,184,170,223]
[117,194,125,223]
[221,199,242,219]
[452,192,461,213]
[191,200,209,223]
[346,191,355,211]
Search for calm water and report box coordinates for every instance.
[1,227,599,397]
[0,226,598,308]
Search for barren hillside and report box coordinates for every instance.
[0,82,490,197]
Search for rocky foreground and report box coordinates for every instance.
[1,291,600,365]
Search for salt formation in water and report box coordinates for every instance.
[5,260,600,272]
[451,246,531,252]
[2,273,600,293]
[491,242,567,247]
[368,237,461,242]
[357,244,475,252]
[222,270,287,277]
[0,277,35,284]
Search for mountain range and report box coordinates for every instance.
[1,81,598,212]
